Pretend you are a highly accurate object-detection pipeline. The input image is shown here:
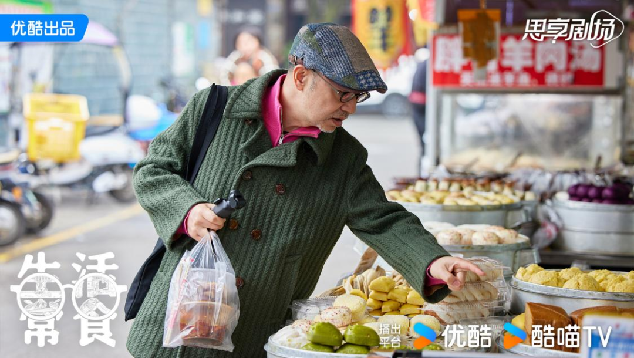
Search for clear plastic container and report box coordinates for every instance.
[463,257,507,282]
[422,300,506,325]
[290,297,336,321]
[443,279,509,304]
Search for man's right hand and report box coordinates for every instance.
[186,203,226,241]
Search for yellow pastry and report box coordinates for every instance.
[603,275,627,291]
[558,267,583,282]
[367,298,383,310]
[334,294,367,322]
[562,274,601,292]
[606,279,634,293]
[528,270,562,287]
[407,290,425,305]
[410,315,441,335]
[381,300,401,313]
[588,270,612,284]
[387,287,409,303]
[516,264,544,281]
[349,289,368,301]
[369,291,388,301]
[399,304,421,315]
[369,277,396,293]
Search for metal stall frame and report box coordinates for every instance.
[424,2,629,176]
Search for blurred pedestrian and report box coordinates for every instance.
[225,26,279,85]
[409,58,427,156]
[232,61,258,85]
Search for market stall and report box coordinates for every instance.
[261,1,634,357]
[422,12,634,272]
[264,258,634,357]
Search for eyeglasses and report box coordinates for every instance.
[312,70,371,104]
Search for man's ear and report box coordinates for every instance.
[292,65,310,91]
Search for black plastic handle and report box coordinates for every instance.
[212,189,246,219]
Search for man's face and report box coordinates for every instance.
[302,70,360,133]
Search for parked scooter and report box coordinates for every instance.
[126,95,178,154]
[18,128,144,203]
[0,149,54,246]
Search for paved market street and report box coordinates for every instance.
[0,114,420,358]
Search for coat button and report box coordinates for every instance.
[228,219,239,230]
[242,170,253,180]
[245,119,254,125]
[275,184,286,195]
[236,277,245,289]
[251,229,262,241]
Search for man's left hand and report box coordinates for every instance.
[429,256,485,291]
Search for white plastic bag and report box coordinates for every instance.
[163,231,240,351]
[532,200,563,249]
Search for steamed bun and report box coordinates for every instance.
[528,270,562,287]
[454,228,475,245]
[562,274,601,291]
[558,267,583,282]
[472,231,500,245]
[436,230,462,245]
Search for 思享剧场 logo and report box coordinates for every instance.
[523,10,624,48]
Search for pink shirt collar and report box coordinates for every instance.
[262,74,321,147]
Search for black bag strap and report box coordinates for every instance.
[124,84,228,322]
[186,84,228,183]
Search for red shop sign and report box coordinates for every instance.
[432,34,605,88]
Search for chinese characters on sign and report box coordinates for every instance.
[432,34,605,88]
[0,14,88,42]
[531,324,611,349]
[379,323,403,348]
[11,20,75,37]
[352,0,412,70]
[442,324,492,348]
[523,10,624,48]
[9,252,127,347]
[374,323,612,350]
[439,324,610,349]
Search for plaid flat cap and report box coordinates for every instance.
[289,23,388,94]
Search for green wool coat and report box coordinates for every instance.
[126,69,450,358]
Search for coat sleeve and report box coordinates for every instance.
[344,148,451,303]
[132,87,212,251]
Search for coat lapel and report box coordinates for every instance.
[223,69,287,121]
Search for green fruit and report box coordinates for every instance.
[335,343,370,354]
[307,322,343,347]
[302,343,335,353]
[343,324,380,347]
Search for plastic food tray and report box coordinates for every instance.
[463,257,507,282]
[290,297,337,321]
[443,279,509,304]
[422,300,506,325]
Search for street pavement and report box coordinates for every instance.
[0,114,420,357]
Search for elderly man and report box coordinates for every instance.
[127,23,482,358]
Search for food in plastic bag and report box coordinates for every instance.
[163,231,240,351]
